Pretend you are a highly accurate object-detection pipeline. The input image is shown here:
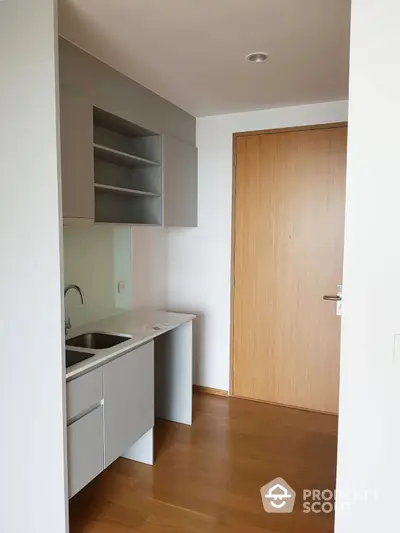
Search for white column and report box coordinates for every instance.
[336,1,400,532]
[0,1,68,532]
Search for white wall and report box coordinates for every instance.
[132,226,168,309]
[168,101,348,390]
[0,1,68,532]
[63,226,132,326]
[335,1,400,531]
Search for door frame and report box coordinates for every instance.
[229,122,348,397]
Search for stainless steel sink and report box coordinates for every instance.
[66,349,94,368]
[66,332,131,350]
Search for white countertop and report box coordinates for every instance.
[66,308,195,381]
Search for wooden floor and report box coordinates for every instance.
[70,393,338,533]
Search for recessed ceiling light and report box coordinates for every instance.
[246,52,269,64]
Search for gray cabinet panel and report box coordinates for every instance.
[103,342,154,467]
[59,38,196,145]
[163,135,198,227]
[67,406,104,498]
[60,85,94,221]
[66,368,102,422]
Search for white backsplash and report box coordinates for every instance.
[63,225,132,327]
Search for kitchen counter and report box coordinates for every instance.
[65,306,195,482]
[66,307,196,381]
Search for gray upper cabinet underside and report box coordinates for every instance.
[58,38,196,146]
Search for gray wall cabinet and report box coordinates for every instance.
[163,135,198,227]
[59,85,94,222]
[103,341,154,467]
[59,38,195,145]
[58,38,197,227]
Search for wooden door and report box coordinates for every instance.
[231,125,347,413]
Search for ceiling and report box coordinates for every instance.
[59,0,351,117]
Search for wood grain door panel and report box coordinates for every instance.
[232,126,347,413]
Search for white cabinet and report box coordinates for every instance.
[103,342,154,467]
[67,406,104,498]
[66,367,102,421]
[66,369,104,498]
[66,341,155,495]
[163,135,198,227]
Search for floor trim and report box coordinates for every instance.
[232,393,338,416]
[193,385,228,397]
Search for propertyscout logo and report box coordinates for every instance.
[261,478,379,514]
[260,478,296,513]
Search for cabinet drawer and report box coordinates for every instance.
[103,341,154,467]
[66,367,102,421]
[67,405,104,498]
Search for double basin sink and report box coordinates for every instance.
[66,332,131,368]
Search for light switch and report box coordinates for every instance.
[393,335,400,362]
[117,280,126,294]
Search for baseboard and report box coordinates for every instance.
[193,385,228,397]
[231,393,338,416]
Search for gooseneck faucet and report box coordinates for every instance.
[64,284,86,336]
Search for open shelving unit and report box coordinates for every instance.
[93,108,162,225]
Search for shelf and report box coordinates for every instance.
[95,222,162,227]
[93,143,159,168]
[93,110,162,226]
[95,183,160,198]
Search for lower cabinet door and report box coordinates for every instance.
[103,341,154,467]
[67,405,104,498]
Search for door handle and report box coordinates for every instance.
[323,295,342,301]
[323,285,343,316]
